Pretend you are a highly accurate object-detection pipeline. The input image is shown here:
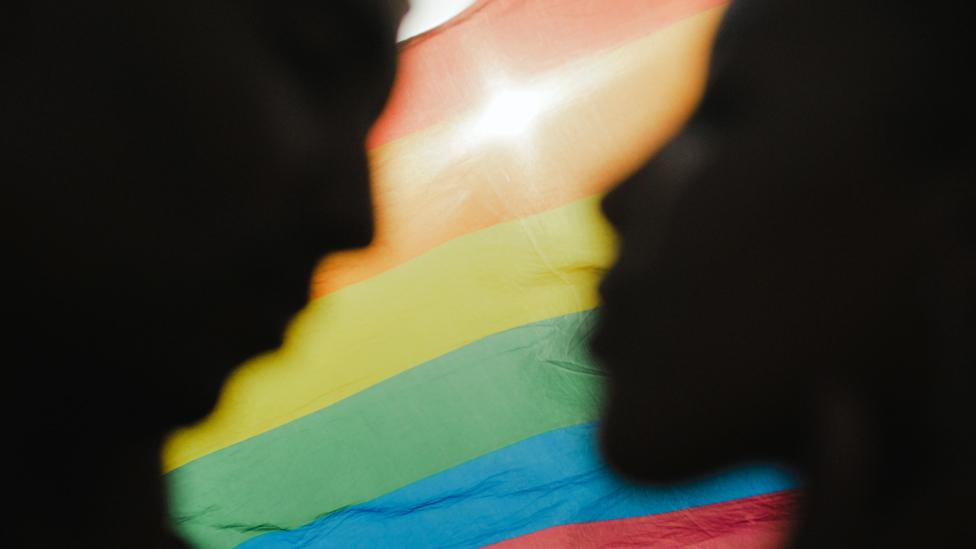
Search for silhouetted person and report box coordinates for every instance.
[594,1,973,547]
[3,1,406,547]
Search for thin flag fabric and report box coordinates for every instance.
[165,1,797,548]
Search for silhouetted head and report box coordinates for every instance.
[594,0,973,501]
[4,0,406,434]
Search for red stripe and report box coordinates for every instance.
[368,0,727,148]
[488,490,797,549]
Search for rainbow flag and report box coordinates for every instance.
[165,1,797,547]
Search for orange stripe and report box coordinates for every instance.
[313,6,725,296]
[370,0,727,148]
[488,491,797,549]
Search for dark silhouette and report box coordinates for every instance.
[3,1,405,547]
[594,1,974,547]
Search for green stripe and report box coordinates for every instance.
[167,311,604,549]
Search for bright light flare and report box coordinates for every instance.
[474,87,549,139]
[461,78,567,151]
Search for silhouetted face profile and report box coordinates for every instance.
[5,0,406,432]
[6,2,406,546]
[595,0,971,509]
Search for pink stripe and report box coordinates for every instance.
[369,0,727,148]
[489,491,797,549]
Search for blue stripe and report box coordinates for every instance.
[237,423,796,548]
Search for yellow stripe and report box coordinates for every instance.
[163,8,725,472]
[164,196,615,472]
